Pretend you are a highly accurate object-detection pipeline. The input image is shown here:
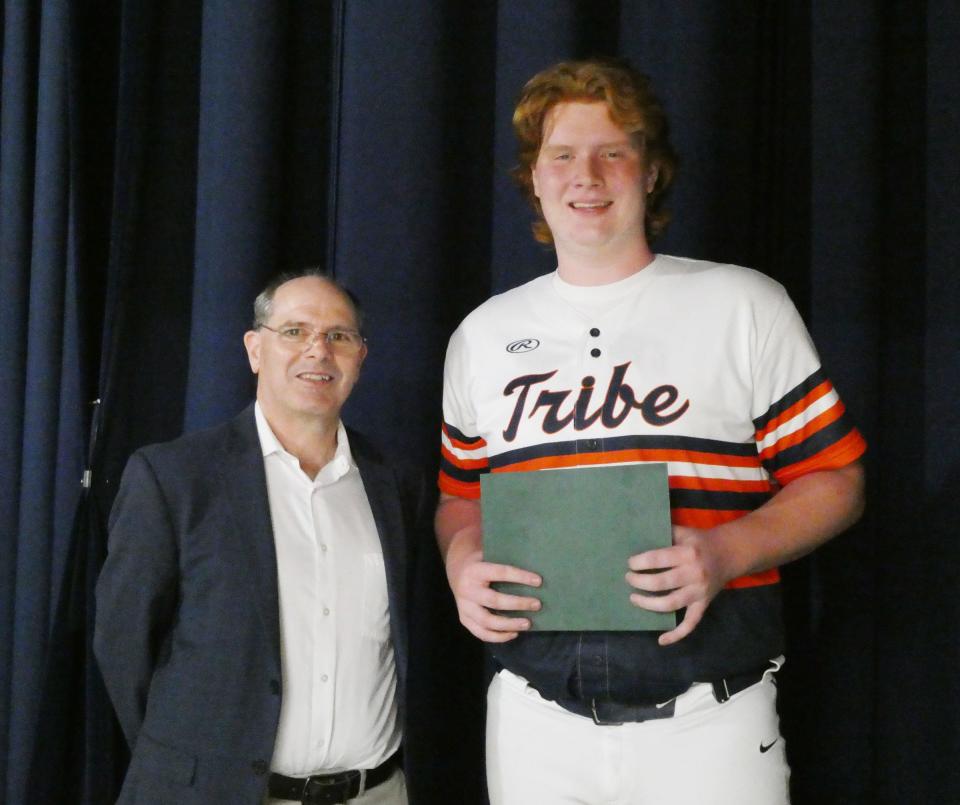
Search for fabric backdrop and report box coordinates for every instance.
[2,1,957,803]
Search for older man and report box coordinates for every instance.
[96,269,425,804]
[437,59,866,804]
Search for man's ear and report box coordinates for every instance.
[243,330,261,374]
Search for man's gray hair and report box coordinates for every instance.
[252,267,364,331]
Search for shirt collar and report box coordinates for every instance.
[254,401,354,481]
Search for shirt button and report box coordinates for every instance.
[323,607,330,616]
[590,327,600,337]
[321,544,328,552]
[321,673,329,682]
[251,759,268,776]
[590,348,601,357]
[593,655,604,666]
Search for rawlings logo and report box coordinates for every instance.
[506,338,540,353]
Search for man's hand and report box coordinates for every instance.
[625,525,730,646]
[436,493,541,643]
[446,546,542,642]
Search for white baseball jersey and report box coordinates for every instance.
[439,255,865,701]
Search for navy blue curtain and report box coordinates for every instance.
[0,1,97,802]
[3,1,957,803]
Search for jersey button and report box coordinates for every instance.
[251,759,268,776]
[589,327,600,337]
[590,348,601,357]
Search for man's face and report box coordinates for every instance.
[531,101,656,255]
[243,277,366,427]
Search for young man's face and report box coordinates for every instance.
[243,277,366,428]
[531,101,657,257]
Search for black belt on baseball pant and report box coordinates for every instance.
[562,664,771,726]
[267,751,399,804]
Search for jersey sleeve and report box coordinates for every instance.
[438,325,489,499]
[751,288,866,485]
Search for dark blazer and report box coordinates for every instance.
[94,405,426,804]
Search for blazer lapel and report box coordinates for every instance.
[219,406,281,663]
[353,442,409,678]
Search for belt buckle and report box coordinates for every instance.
[590,698,624,727]
[302,771,360,805]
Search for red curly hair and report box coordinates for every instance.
[512,59,678,244]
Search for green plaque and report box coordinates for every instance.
[481,463,677,631]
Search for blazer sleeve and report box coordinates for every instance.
[94,450,179,749]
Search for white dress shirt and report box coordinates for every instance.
[255,404,400,775]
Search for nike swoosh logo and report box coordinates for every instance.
[759,739,779,753]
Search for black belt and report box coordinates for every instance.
[561,665,770,726]
[267,752,399,804]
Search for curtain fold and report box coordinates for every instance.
[923,4,960,796]
[185,0,287,431]
[0,1,86,802]
[0,3,36,797]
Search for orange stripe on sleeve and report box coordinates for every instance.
[438,472,481,499]
[441,428,488,451]
[758,401,846,462]
[755,380,834,441]
[775,430,867,484]
[440,444,489,471]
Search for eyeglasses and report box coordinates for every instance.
[258,323,366,354]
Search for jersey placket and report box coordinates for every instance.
[576,322,607,456]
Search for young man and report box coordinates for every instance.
[96,270,426,804]
[436,60,865,804]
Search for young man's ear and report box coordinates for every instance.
[646,165,659,194]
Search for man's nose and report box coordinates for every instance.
[302,331,332,357]
[574,155,602,187]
